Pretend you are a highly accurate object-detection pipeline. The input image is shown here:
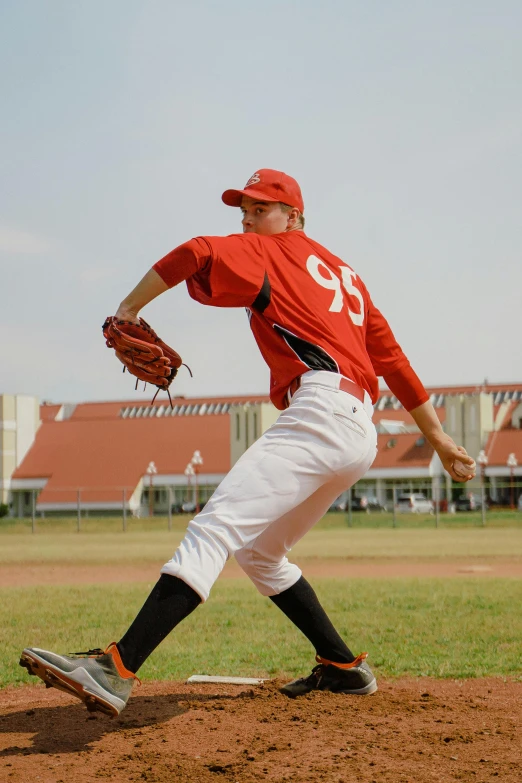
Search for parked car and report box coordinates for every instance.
[350,495,387,513]
[396,493,434,514]
[328,499,347,512]
[328,495,387,513]
[455,492,488,512]
[173,500,207,514]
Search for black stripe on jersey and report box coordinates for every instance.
[251,271,271,313]
[273,324,339,373]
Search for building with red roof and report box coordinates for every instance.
[3,381,522,517]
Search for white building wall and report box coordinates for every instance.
[15,395,40,467]
[0,394,40,505]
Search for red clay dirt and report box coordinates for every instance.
[1,677,520,782]
[2,557,522,587]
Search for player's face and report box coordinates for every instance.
[240,196,289,235]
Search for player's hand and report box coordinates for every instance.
[434,437,476,483]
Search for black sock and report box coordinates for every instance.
[117,574,201,673]
[269,576,355,664]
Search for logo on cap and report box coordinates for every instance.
[245,172,261,187]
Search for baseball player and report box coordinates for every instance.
[20,169,475,716]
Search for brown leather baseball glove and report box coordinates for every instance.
[102,316,190,404]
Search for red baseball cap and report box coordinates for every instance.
[222,169,304,213]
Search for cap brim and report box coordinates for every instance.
[221,188,280,207]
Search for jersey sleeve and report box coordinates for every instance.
[153,238,211,288]
[185,234,267,308]
[365,296,429,411]
[383,365,430,411]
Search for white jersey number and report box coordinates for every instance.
[306,255,365,326]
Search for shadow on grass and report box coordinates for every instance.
[0,690,246,756]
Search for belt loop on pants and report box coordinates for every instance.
[284,374,367,409]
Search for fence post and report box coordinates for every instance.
[76,489,81,532]
[481,480,486,527]
[168,487,172,532]
[347,486,353,527]
[31,490,36,534]
[392,486,397,528]
[122,488,127,532]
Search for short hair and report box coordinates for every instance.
[280,203,305,229]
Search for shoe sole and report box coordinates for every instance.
[19,650,124,717]
[336,679,378,695]
[281,678,378,697]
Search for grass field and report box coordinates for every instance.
[2,579,522,687]
[1,518,521,689]
[1,523,522,564]
[2,508,522,535]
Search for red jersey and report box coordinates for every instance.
[153,231,428,411]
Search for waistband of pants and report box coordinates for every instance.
[284,370,374,418]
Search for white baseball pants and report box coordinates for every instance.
[161,370,377,600]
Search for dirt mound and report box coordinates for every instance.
[1,678,520,782]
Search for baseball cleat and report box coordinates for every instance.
[280,652,377,697]
[19,642,139,716]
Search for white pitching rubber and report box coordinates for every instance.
[187,675,266,685]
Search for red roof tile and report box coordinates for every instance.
[380,382,522,398]
[372,434,434,469]
[483,430,522,468]
[40,394,271,421]
[373,407,445,426]
[494,400,521,431]
[39,404,62,421]
[14,415,231,504]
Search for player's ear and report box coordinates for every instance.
[287,207,300,228]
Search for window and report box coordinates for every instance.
[253,412,258,439]
[245,415,249,448]
[236,413,240,440]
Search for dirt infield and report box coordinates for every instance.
[1,677,520,782]
[2,557,522,587]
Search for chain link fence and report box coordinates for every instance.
[4,478,522,532]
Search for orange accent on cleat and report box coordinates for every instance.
[104,643,141,684]
[315,651,369,670]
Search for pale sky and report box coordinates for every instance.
[2,1,521,404]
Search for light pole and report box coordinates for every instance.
[477,449,488,526]
[146,461,157,517]
[507,453,517,510]
[191,450,204,513]
[184,463,195,507]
